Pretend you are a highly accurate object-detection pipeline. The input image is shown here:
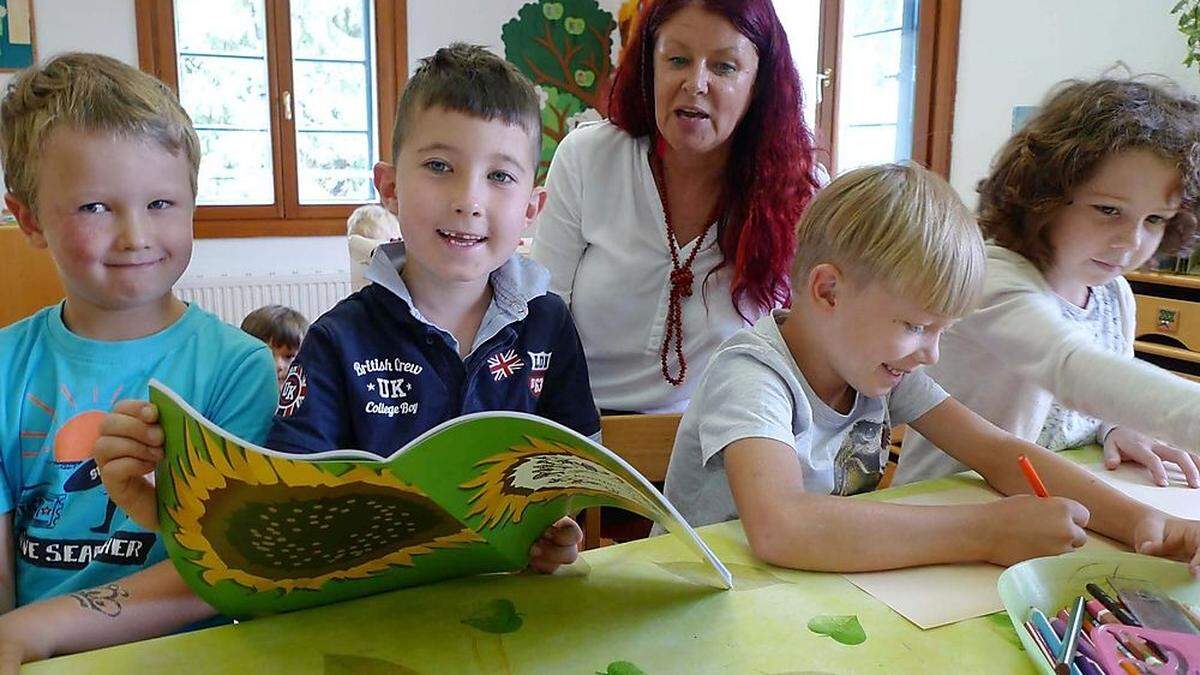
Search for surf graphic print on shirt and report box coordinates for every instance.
[15,384,158,600]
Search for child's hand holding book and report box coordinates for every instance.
[95,399,164,531]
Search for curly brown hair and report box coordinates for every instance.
[977,77,1200,271]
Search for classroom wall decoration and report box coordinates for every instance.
[1172,0,1200,70]
[0,0,33,72]
[502,0,619,183]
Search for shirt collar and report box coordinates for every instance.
[363,240,551,352]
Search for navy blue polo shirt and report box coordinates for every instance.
[266,242,600,457]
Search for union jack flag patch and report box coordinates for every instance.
[487,349,524,381]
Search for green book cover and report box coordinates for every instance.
[149,380,731,617]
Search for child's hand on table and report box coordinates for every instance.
[1132,513,1200,574]
[94,400,165,531]
[1103,426,1200,488]
[528,517,583,573]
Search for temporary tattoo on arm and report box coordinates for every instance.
[69,584,130,618]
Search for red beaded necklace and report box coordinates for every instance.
[648,139,723,387]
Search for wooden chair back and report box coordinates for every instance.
[0,225,63,326]
[582,413,681,549]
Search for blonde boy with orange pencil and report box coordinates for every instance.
[661,163,1200,573]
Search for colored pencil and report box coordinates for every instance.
[1017,454,1050,497]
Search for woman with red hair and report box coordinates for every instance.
[532,0,819,413]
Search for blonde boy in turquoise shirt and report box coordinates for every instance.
[0,53,277,665]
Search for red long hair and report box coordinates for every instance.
[608,0,818,316]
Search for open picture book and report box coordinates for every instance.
[149,380,731,617]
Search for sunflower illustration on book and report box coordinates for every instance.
[164,421,483,594]
[149,380,731,617]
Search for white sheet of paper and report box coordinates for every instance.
[842,481,1120,629]
[1082,462,1200,519]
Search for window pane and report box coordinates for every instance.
[838,31,901,126]
[835,0,919,173]
[197,130,275,205]
[843,0,904,35]
[293,61,369,130]
[836,125,897,172]
[178,55,270,129]
[291,0,379,204]
[773,0,822,132]
[296,131,374,203]
[290,0,367,60]
[174,0,275,205]
[175,0,266,56]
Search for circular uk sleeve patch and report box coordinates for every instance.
[276,364,307,417]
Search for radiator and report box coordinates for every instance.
[174,272,352,326]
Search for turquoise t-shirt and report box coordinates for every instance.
[0,303,277,606]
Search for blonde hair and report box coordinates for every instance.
[0,52,201,209]
[347,203,400,241]
[791,163,985,318]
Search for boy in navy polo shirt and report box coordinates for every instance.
[97,44,600,574]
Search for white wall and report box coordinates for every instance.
[949,0,1200,205]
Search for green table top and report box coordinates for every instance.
[33,453,1115,674]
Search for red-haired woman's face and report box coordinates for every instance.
[652,4,759,158]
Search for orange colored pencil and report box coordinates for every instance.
[1017,454,1050,497]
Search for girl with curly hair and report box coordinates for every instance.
[531,0,819,414]
[898,77,1200,488]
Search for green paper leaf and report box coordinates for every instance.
[461,598,523,634]
[543,2,564,20]
[324,654,419,675]
[807,614,867,645]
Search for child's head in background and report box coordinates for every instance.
[347,203,400,242]
[1,52,201,338]
[978,77,1200,305]
[790,163,985,400]
[372,43,544,295]
[241,305,310,385]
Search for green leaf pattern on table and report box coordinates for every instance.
[807,615,867,646]
[461,598,524,634]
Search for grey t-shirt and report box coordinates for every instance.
[661,310,949,528]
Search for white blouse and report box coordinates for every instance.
[531,121,753,413]
[897,245,1200,483]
